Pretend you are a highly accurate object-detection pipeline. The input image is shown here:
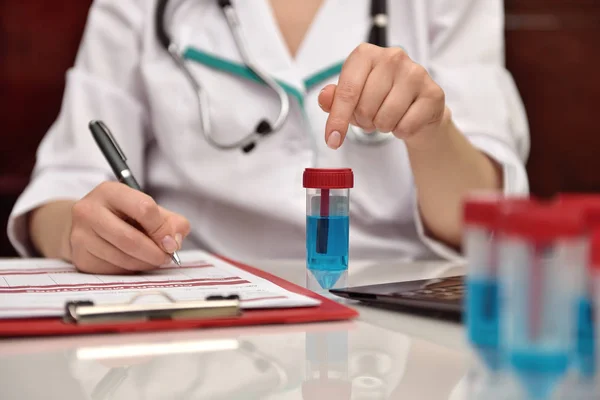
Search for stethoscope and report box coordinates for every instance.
[156,0,392,153]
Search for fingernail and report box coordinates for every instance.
[175,233,182,249]
[162,235,178,253]
[318,89,325,109]
[326,131,341,149]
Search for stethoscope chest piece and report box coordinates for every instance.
[348,125,393,145]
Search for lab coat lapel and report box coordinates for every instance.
[294,0,370,92]
[232,0,306,98]
[181,0,369,102]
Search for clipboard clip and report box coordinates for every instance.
[64,291,242,325]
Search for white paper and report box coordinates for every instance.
[0,250,320,319]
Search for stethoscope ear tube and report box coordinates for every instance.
[219,1,290,135]
[155,0,171,51]
[369,0,387,47]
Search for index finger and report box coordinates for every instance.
[325,45,376,149]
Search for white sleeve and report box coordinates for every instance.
[7,0,148,257]
[415,0,530,261]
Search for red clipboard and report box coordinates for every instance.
[0,256,358,337]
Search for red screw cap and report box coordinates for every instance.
[303,168,354,189]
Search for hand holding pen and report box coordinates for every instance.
[64,120,189,275]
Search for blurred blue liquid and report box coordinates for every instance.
[509,350,569,399]
[466,279,503,371]
[306,215,349,290]
[575,296,596,378]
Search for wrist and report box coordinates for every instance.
[59,216,73,261]
[29,201,75,260]
[403,106,454,154]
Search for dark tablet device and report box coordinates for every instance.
[329,275,465,321]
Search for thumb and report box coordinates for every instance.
[318,84,336,113]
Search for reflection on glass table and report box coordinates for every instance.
[0,320,469,400]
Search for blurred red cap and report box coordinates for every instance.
[555,194,600,228]
[590,229,600,272]
[499,202,586,242]
[463,193,534,229]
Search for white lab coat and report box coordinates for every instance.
[8,0,529,262]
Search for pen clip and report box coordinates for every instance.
[97,120,127,161]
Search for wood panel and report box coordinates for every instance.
[0,1,92,256]
[504,1,600,197]
[0,1,93,195]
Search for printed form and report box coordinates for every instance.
[0,250,320,319]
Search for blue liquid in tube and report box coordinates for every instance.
[575,296,596,378]
[306,215,349,290]
[509,350,569,400]
[466,279,503,371]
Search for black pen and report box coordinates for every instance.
[88,120,181,266]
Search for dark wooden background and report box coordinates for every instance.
[1,1,599,256]
[504,0,600,196]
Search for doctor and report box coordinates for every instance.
[8,0,529,274]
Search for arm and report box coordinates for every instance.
[319,0,529,250]
[29,200,75,260]
[404,112,502,246]
[7,0,149,257]
[408,0,529,247]
[15,0,190,273]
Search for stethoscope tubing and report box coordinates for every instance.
[156,0,393,152]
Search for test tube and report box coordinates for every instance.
[555,195,600,382]
[303,168,354,293]
[498,203,587,400]
[593,231,600,389]
[463,194,532,372]
[557,226,600,400]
